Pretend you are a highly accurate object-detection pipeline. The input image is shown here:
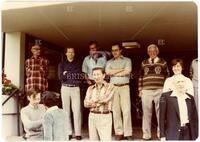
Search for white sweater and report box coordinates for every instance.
[20,104,46,140]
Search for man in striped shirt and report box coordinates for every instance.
[84,67,115,140]
[25,45,49,92]
[138,44,169,140]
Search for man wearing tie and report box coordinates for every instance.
[138,44,169,140]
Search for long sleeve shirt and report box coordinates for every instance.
[84,81,115,112]
[138,57,169,90]
[163,74,194,96]
[25,56,49,91]
[106,56,132,84]
[20,104,46,140]
[43,106,68,141]
[58,59,83,85]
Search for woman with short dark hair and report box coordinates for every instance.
[163,58,194,95]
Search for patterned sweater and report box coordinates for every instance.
[138,58,169,90]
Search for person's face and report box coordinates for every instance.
[28,93,41,107]
[148,47,158,59]
[89,44,97,55]
[93,69,105,84]
[31,45,41,57]
[174,76,186,93]
[111,45,122,58]
[66,48,75,60]
[172,62,182,75]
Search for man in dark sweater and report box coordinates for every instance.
[58,47,82,140]
[138,44,169,140]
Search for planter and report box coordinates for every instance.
[2,95,23,138]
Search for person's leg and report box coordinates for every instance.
[120,85,132,137]
[88,113,99,140]
[113,87,123,136]
[141,90,154,139]
[153,89,162,138]
[97,113,112,141]
[61,86,72,135]
[71,87,82,137]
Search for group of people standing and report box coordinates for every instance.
[21,41,198,141]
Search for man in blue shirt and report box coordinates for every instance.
[82,41,107,85]
[58,47,83,140]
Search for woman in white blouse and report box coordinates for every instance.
[163,58,194,95]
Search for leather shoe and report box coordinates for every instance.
[76,136,82,140]
[69,135,73,140]
[115,135,124,140]
[125,136,133,140]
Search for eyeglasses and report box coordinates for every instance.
[32,48,40,50]
[111,49,120,52]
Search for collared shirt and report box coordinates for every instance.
[163,74,194,96]
[190,58,198,86]
[58,59,82,85]
[46,106,59,112]
[171,91,190,126]
[82,55,107,80]
[25,56,49,91]
[106,55,132,84]
[84,81,115,112]
[148,57,159,64]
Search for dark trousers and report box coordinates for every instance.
[179,124,191,140]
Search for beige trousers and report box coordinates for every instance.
[61,86,81,136]
[88,112,112,140]
[113,85,132,136]
[141,89,162,139]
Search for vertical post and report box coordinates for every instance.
[4,32,25,137]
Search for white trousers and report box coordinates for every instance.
[89,112,112,140]
[61,85,81,136]
[141,89,162,139]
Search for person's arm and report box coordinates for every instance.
[43,113,53,141]
[115,58,132,77]
[105,61,124,76]
[44,59,49,77]
[84,87,96,108]
[21,109,42,130]
[58,62,66,81]
[138,62,144,94]
[186,78,194,96]
[98,84,115,104]
[164,61,170,79]
[159,93,167,138]
[163,78,171,93]
[189,61,194,79]
[82,57,92,84]
[25,59,31,77]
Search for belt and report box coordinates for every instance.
[62,84,79,87]
[181,123,190,127]
[114,83,129,87]
[91,111,111,114]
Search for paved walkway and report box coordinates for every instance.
[5,127,159,141]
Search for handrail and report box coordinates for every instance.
[2,88,23,136]
[2,88,19,106]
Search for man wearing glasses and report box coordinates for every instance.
[105,43,133,140]
[25,44,49,92]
